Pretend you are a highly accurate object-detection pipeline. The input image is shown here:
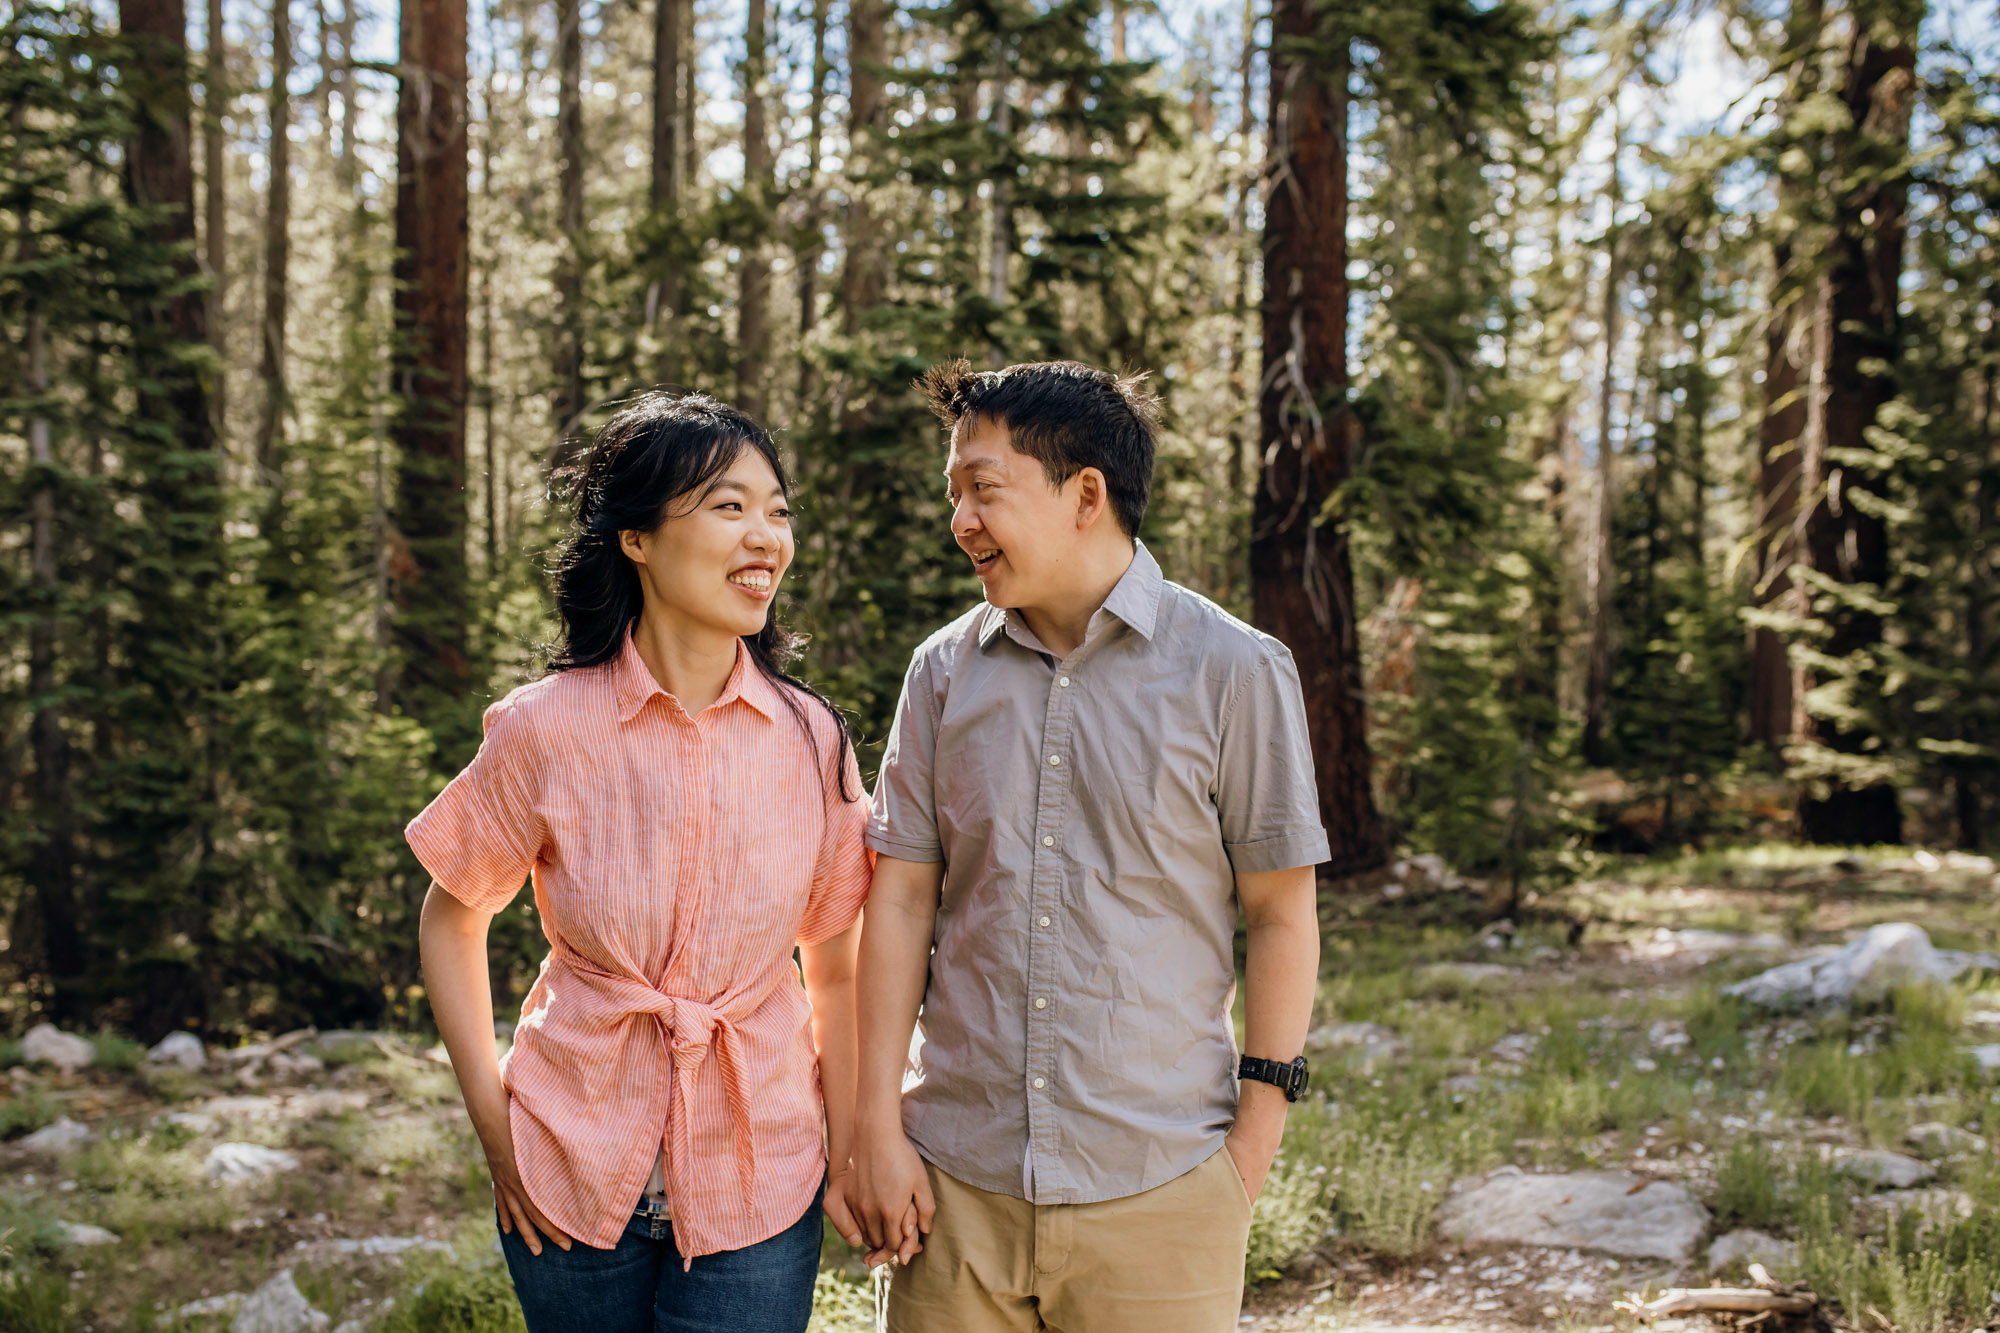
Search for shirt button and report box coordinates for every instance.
[1047,754,1061,766]
[1038,915,1051,927]
[1032,1077,1046,1089]
[1034,997,1047,1010]
[1042,835,1054,847]
[1058,676,1071,687]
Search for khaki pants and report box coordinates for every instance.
[885,1148,1252,1333]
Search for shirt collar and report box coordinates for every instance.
[613,628,780,723]
[976,541,1163,651]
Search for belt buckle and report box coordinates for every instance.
[635,1194,671,1220]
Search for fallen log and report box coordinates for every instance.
[1614,1283,1816,1322]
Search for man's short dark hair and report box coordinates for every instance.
[917,359,1160,538]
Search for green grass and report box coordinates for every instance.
[374,1252,527,1333]
[0,1088,59,1141]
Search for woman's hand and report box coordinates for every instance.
[420,883,573,1258]
[481,1118,573,1256]
[823,1159,866,1248]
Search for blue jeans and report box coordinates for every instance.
[498,1179,825,1333]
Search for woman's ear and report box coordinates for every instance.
[617,529,648,564]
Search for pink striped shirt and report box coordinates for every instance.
[406,631,869,1258]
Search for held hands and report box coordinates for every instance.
[850,1123,935,1269]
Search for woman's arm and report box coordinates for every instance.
[419,882,572,1254]
[801,917,864,1246]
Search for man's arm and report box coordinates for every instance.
[852,853,944,1263]
[1225,865,1319,1202]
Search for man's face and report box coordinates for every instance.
[945,416,1085,613]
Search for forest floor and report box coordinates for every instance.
[5,845,2000,1333]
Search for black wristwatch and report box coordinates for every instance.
[1238,1054,1309,1103]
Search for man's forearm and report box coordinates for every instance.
[1231,867,1320,1178]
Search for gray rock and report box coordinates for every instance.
[1434,1168,1711,1262]
[157,1109,220,1135]
[1418,962,1516,987]
[233,1269,329,1333]
[206,1142,301,1183]
[203,1095,283,1121]
[146,1031,208,1069]
[1722,922,1983,1012]
[18,1117,91,1154]
[1633,929,1789,962]
[1706,1228,1799,1276]
[267,1052,326,1078]
[55,1220,120,1246]
[1488,1033,1541,1064]
[179,1295,243,1319]
[1858,1187,1975,1234]
[1307,1022,1409,1068]
[1833,1149,1936,1190]
[1966,1044,2000,1075]
[297,1235,453,1262]
[21,1023,95,1071]
[1906,1122,1986,1158]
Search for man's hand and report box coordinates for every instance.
[852,1122,935,1267]
[1222,1107,1283,1205]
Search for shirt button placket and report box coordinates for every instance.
[1026,662,1074,1198]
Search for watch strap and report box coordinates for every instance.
[1237,1054,1309,1103]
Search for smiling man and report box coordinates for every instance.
[850,359,1328,1332]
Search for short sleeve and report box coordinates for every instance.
[1215,650,1331,873]
[405,694,546,914]
[797,746,872,947]
[865,652,945,863]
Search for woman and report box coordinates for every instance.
[411,392,870,1333]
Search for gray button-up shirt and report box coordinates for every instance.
[866,542,1329,1204]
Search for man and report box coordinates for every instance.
[850,358,1327,1331]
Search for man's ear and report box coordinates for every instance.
[1073,467,1110,531]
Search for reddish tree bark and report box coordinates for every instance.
[1250,9,1385,876]
[390,0,471,760]
[1796,0,1917,845]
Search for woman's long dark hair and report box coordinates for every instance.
[548,390,856,802]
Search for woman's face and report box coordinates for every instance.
[619,444,795,642]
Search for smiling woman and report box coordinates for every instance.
[408,389,873,1333]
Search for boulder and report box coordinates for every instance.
[206,1142,301,1184]
[1857,1187,1975,1235]
[1307,1022,1409,1068]
[21,1023,95,1071]
[1487,1033,1540,1064]
[1966,1044,2000,1075]
[233,1269,330,1333]
[1417,962,1516,988]
[1906,1122,1986,1158]
[147,1031,208,1069]
[1832,1149,1935,1190]
[18,1117,91,1154]
[55,1220,120,1247]
[1721,923,1996,1012]
[1706,1229,1799,1276]
[1434,1168,1711,1263]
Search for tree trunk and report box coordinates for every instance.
[1249,10,1384,877]
[19,167,85,1016]
[839,0,889,337]
[796,0,830,406]
[1748,0,1824,752]
[256,0,292,480]
[736,0,772,419]
[553,0,584,446]
[205,0,227,440]
[650,0,684,386]
[987,54,1013,363]
[1796,0,1917,846]
[1582,122,1622,766]
[479,0,499,577]
[390,0,472,760]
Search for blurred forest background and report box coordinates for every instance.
[2,0,1997,1040]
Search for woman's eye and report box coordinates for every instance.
[717,502,742,512]
[773,508,794,520]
